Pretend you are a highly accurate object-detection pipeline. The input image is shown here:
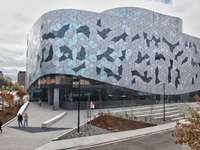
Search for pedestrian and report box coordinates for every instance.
[23,113,28,127]
[39,99,41,106]
[53,105,56,110]
[0,120,2,132]
[18,113,23,127]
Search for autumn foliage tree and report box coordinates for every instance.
[172,95,200,149]
[16,88,25,104]
[0,91,6,111]
[4,93,14,111]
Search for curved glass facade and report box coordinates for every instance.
[26,7,200,109]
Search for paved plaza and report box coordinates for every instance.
[0,102,98,150]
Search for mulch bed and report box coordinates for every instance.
[87,114,156,132]
[0,105,22,125]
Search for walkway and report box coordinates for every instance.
[0,102,99,150]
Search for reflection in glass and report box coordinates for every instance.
[56,76,61,84]
[46,77,50,84]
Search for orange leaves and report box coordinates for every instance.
[194,95,200,101]
[4,93,14,102]
[16,88,25,99]
[107,119,113,126]
[0,91,6,98]
[172,95,200,149]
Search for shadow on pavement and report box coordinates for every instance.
[8,126,72,133]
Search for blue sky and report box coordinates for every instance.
[160,0,171,4]
[0,0,199,83]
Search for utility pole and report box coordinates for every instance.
[77,76,80,133]
[163,83,166,121]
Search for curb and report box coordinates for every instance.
[42,112,67,128]
[2,116,17,128]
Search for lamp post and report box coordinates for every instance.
[77,75,80,133]
[163,83,166,121]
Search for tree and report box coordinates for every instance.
[0,91,6,111]
[4,76,12,82]
[16,88,25,104]
[14,82,19,87]
[4,93,14,111]
[0,78,8,89]
[172,95,200,149]
[6,86,9,91]
[13,82,20,91]
[8,81,13,89]
[1,85,5,90]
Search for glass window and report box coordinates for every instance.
[46,77,50,84]
[56,76,61,84]
[50,76,55,84]
[61,76,67,84]
[73,77,79,85]
[66,77,72,85]
[43,77,46,84]
[82,79,91,85]
[38,79,41,85]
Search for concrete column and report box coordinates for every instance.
[87,92,90,101]
[54,88,59,108]
[160,95,164,104]
[48,89,52,105]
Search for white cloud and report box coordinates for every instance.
[0,0,199,82]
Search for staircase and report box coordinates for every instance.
[111,104,183,122]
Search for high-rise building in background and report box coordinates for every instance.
[18,71,26,87]
[0,71,3,78]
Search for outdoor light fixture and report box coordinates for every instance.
[163,83,166,121]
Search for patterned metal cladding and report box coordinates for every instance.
[26,7,200,95]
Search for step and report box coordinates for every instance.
[171,117,183,121]
[154,113,180,119]
[120,108,179,116]
[131,110,181,118]
[133,107,178,114]
[42,112,67,128]
[113,105,177,114]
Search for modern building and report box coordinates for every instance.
[26,7,200,109]
[18,71,26,87]
[0,71,3,78]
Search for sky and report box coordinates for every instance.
[0,0,199,83]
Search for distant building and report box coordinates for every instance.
[0,71,3,78]
[18,71,26,87]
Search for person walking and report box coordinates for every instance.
[23,113,28,127]
[39,99,41,106]
[18,113,23,127]
[0,120,2,132]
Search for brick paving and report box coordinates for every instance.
[0,101,99,150]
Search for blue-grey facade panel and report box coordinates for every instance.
[26,7,200,95]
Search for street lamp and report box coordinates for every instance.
[77,75,81,133]
[163,83,166,121]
